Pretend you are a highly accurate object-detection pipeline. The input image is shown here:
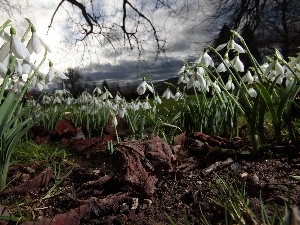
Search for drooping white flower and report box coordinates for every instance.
[46,66,55,83]
[212,81,221,93]
[65,97,73,106]
[217,56,230,73]
[187,74,195,89]
[174,91,181,101]
[27,31,42,54]
[215,38,245,54]
[225,77,235,91]
[142,97,151,110]
[264,59,284,79]
[196,68,208,91]
[27,25,52,54]
[0,61,7,78]
[22,60,32,74]
[162,87,174,99]
[93,86,102,95]
[14,60,23,77]
[198,51,214,67]
[242,70,254,84]
[117,105,126,118]
[156,95,162,104]
[137,80,153,95]
[112,115,118,127]
[248,87,257,98]
[231,55,244,72]
[0,41,10,62]
[178,73,189,84]
[101,89,113,100]
[10,27,30,59]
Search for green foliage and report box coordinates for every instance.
[11,141,68,167]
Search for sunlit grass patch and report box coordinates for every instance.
[11,140,69,167]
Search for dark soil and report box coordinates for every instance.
[0,119,300,225]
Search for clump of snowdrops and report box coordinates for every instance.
[27,76,182,143]
[24,30,300,153]
[0,19,67,191]
[171,30,300,151]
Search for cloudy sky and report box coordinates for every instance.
[3,0,214,87]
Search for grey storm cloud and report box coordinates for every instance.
[82,56,192,86]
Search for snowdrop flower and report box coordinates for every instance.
[187,73,195,89]
[248,87,257,98]
[187,67,207,91]
[93,86,102,95]
[114,94,122,103]
[215,38,245,54]
[197,50,214,67]
[174,91,181,101]
[264,58,284,79]
[42,95,51,104]
[212,81,221,93]
[65,97,73,106]
[162,87,174,99]
[27,30,42,54]
[112,115,118,127]
[101,89,113,100]
[10,27,30,59]
[12,78,25,92]
[178,72,189,84]
[22,60,32,74]
[0,41,10,62]
[155,95,162,104]
[216,54,230,72]
[53,96,62,104]
[27,25,52,54]
[0,61,7,78]
[242,70,254,84]
[117,105,126,118]
[225,77,235,91]
[231,54,244,72]
[142,96,151,110]
[137,80,153,95]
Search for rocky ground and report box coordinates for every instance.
[0,119,300,225]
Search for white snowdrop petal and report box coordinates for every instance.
[32,32,42,54]
[12,35,30,59]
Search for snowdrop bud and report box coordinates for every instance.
[248,87,257,98]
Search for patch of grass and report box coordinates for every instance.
[11,140,69,167]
